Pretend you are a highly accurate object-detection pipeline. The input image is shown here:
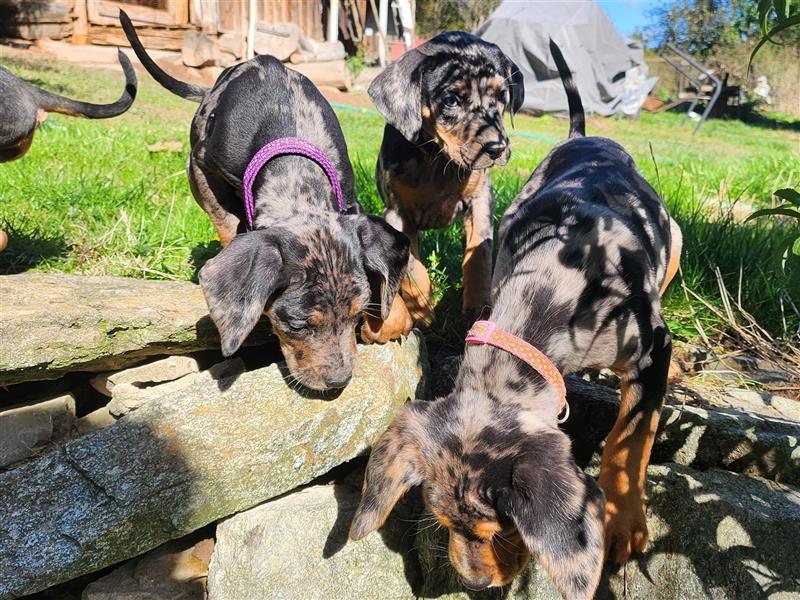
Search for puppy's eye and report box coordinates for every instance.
[287,320,307,332]
[443,95,461,108]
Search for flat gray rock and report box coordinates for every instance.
[206,463,800,599]
[563,378,800,486]
[208,485,420,600]
[0,274,269,386]
[0,332,426,599]
[0,394,75,468]
[83,534,214,600]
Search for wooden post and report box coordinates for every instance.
[72,0,89,45]
[327,0,339,42]
[247,0,256,59]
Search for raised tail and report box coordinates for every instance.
[548,38,585,138]
[119,9,207,102]
[31,48,136,118]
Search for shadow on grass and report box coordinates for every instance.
[188,240,222,283]
[739,104,800,132]
[0,223,69,274]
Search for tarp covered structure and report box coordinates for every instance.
[475,1,653,116]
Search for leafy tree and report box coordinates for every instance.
[416,0,501,38]
[646,0,762,57]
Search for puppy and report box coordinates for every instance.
[350,40,681,598]
[0,49,136,253]
[0,49,136,164]
[121,12,409,392]
[363,32,524,343]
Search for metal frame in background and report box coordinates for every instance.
[658,43,722,135]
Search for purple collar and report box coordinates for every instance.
[242,137,346,229]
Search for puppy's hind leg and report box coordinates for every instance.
[659,217,682,296]
[599,323,671,564]
[188,157,241,247]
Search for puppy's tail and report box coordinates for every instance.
[119,9,207,102]
[31,49,136,118]
[548,38,585,138]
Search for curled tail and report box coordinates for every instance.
[31,49,136,118]
[548,38,585,138]
[119,9,207,102]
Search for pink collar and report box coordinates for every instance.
[466,320,569,423]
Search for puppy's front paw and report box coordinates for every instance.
[601,487,649,564]
[360,295,413,344]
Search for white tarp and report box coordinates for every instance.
[474,1,656,116]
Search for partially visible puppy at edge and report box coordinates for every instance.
[362,32,524,343]
[0,49,137,252]
[121,10,409,392]
[350,39,682,599]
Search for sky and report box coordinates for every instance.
[596,0,657,37]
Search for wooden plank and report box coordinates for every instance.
[189,0,217,33]
[88,23,185,50]
[170,0,189,24]
[88,0,189,27]
[72,0,90,43]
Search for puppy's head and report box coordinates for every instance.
[199,213,409,391]
[350,397,604,596]
[369,32,524,170]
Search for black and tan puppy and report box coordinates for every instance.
[363,32,524,342]
[0,49,136,164]
[0,49,136,252]
[121,12,409,392]
[350,41,682,598]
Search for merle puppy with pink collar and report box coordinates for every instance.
[121,11,409,392]
[350,40,681,597]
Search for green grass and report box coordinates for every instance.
[1,51,799,347]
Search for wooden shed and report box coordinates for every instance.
[1,0,324,50]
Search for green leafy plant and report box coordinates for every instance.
[749,0,800,67]
[745,188,800,260]
[345,50,366,79]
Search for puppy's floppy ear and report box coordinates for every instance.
[350,402,429,540]
[497,431,604,600]
[347,214,410,320]
[199,230,285,357]
[368,48,426,142]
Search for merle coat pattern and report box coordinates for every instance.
[121,11,409,392]
[362,32,524,343]
[0,49,136,163]
[350,40,682,598]
[0,48,136,253]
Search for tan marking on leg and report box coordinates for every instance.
[462,193,493,320]
[188,158,239,246]
[401,233,433,328]
[659,218,682,296]
[598,376,659,564]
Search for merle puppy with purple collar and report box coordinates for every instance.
[121,11,409,392]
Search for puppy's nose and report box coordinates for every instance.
[323,373,352,389]
[461,575,492,591]
[483,141,507,160]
